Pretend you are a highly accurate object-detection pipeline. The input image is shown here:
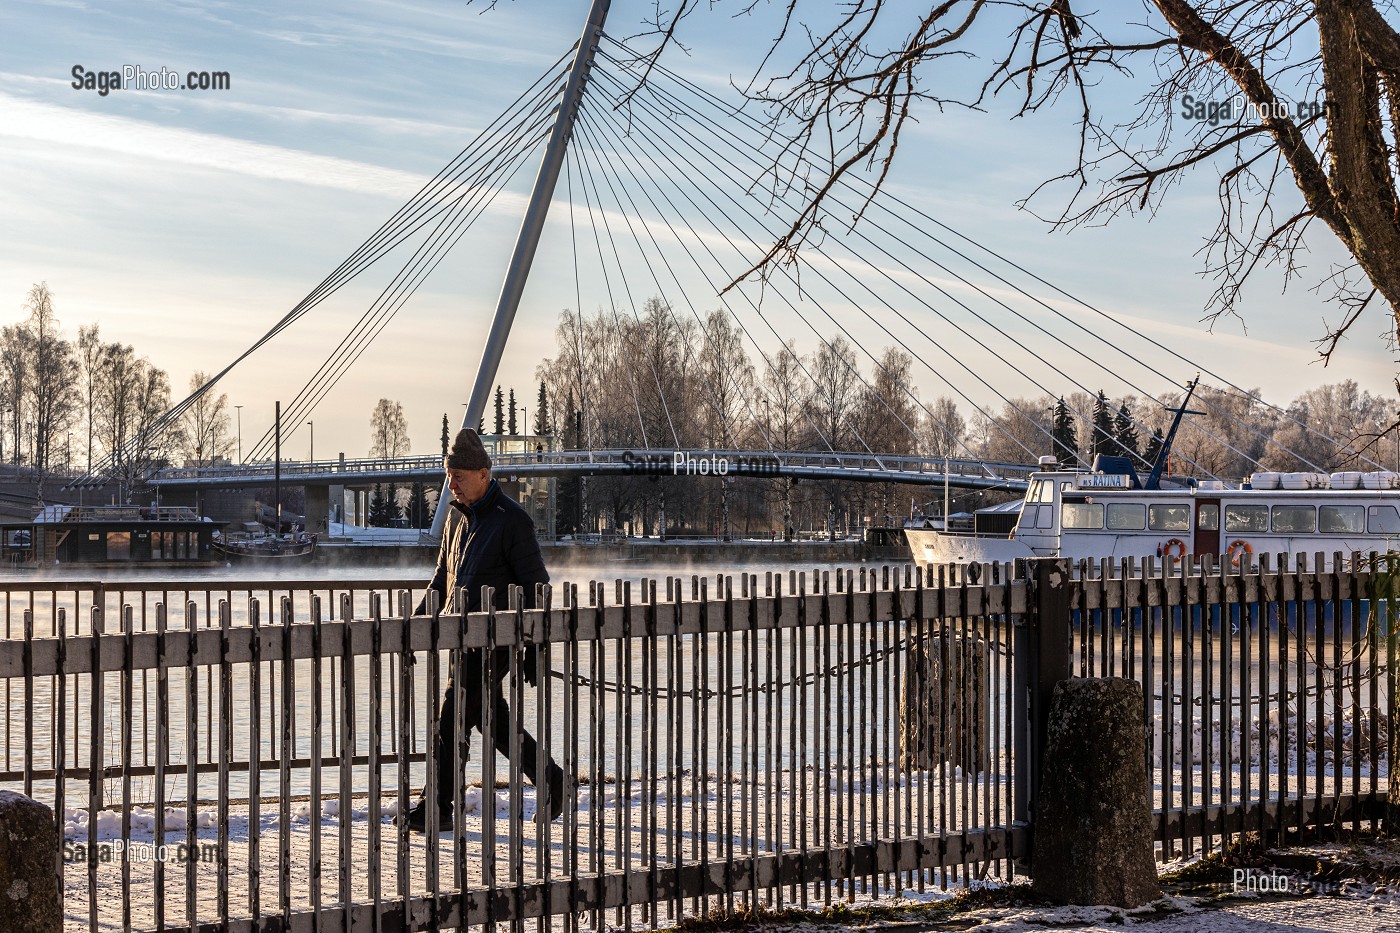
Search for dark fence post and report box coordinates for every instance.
[1014,558,1071,868]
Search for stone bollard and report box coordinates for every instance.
[900,631,989,773]
[1031,677,1160,908]
[0,791,61,933]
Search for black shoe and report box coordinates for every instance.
[536,766,566,824]
[404,799,454,834]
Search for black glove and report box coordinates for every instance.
[522,644,540,687]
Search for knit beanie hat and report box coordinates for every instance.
[445,428,492,471]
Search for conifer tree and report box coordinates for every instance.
[1142,432,1164,471]
[407,481,430,528]
[1114,404,1141,463]
[1090,391,1116,461]
[441,414,449,457]
[493,386,505,435]
[386,482,403,524]
[1051,397,1077,468]
[508,388,517,435]
[535,380,550,435]
[369,483,390,527]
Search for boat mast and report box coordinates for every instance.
[274,400,282,533]
[429,0,613,540]
[1145,375,1203,490]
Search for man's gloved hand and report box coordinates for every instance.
[521,644,540,687]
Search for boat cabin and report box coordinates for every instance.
[3,505,222,566]
[1014,467,1400,562]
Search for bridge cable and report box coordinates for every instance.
[569,117,782,455]
[572,112,856,461]
[244,96,559,461]
[591,49,1242,474]
[80,52,572,480]
[586,63,1045,468]
[566,146,655,449]
[606,41,1341,474]
[595,47,1306,478]
[576,103,979,471]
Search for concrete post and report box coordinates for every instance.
[1031,678,1161,907]
[0,791,61,933]
[304,484,330,538]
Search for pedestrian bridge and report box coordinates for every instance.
[147,449,1035,492]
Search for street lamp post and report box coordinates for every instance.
[307,420,314,464]
[235,405,243,464]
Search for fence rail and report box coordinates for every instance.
[0,556,1390,932]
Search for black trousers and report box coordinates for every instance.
[429,647,561,807]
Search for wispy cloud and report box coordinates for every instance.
[0,91,435,196]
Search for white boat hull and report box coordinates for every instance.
[905,528,1035,566]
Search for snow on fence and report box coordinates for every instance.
[0,558,1390,932]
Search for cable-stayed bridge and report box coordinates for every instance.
[81,0,1372,537]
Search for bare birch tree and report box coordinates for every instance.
[370,398,410,459]
[180,371,234,466]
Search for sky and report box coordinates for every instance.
[1,0,1395,463]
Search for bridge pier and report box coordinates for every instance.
[304,484,330,539]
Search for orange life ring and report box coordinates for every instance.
[1159,538,1187,560]
[1226,539,1253,567]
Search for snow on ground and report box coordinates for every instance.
[945,895,1400,931]
[59,777,1400,933]
[55,760,1390,932]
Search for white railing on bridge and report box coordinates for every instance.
[149,449,1038,485]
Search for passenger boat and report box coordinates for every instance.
[906,461,1400,571]
[908,380,1400,571]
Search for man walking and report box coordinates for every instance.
[404,428,565,833]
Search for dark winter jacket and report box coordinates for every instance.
[418,480,549,616]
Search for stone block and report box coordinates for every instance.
[1031,677,1160,907]
[0,791,60,933]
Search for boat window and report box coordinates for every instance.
[1147,503,1190,532]
[1018,505,1040,529]
[1106,502,1146,530]
[1036,504,1054,528]
[1319,505,1365,534]
[1271,505,1316,534]
[1369,505,1400,534]
[1197,504,1219,531]
[1030,480,1054,503]
[1062,502,1104,529]
[107,531,131,561]
[1225,504,1269,533]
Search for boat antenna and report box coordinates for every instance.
[1145,374,1204,490]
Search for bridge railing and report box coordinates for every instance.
[150,449,1039,483]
